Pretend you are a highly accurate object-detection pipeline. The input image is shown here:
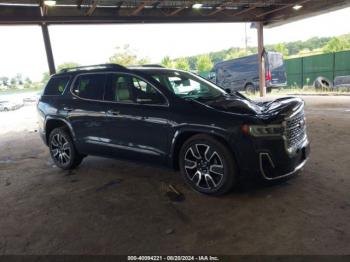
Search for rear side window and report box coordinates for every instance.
[72,74,107,100]
[268,53,284,70]
[44,76,70,95]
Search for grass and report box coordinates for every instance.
[0,87,43,95]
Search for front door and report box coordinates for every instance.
[103,73,171,163]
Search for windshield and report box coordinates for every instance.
[150,70,227,99]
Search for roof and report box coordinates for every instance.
[0,0,349,27]
[54,63,170,76]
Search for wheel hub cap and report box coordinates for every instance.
[184,143,224,190]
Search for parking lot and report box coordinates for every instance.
[0,95,349,254]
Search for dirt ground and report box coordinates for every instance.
[0,96,350,255]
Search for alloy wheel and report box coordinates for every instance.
[184,143,224,190]
[50,133,71,165]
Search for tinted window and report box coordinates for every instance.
[105,74,166,105]
[44,76,70,95]
[151,70,225,99]
[268,53,284,70]
[72,74,107,100]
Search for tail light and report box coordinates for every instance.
[266,70,271,81]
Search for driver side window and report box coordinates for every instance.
[169,76,208,95]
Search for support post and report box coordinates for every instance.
[257,22,266,97]
[41,23,56,75]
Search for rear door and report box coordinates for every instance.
[103,72,171,163]
[67,73,110,154]
[267,52,287,86]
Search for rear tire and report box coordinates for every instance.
[48,127,84,170]
[179,134,236,195]
[245,84,256,95]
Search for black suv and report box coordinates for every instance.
[37,64,310,195]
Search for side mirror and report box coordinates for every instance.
[225,88,232,94]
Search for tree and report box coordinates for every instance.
[161,56,173,68]
[24,77,32,88]
[174,57,190,71]
[273,43,289,57]
[57,62,80,72]
[109,44,148,66]
[297,48,312,56]
[15,73,23,85]
[225,49,250,60]
[138,57,151,65]
[42,72,50,84]
[323,37,350,53]
[10,77,17,88]
[196,55,213,72]
[0,77,9,86]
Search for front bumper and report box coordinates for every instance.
[258,139,310,180]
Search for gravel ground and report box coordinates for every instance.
[0,96,350,255]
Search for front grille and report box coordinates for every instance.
[285,108,307,151]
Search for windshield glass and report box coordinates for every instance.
[150,70,227,99]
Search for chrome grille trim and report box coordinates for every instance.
[283,105,308,155]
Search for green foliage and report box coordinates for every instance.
[0,76,9,86]
[225,48,252,60]
[109,44,149,66]
[138,57,151,65]
[271,43,289,57]
[23,77,33,89]
[161,56,174,68]
[174,57,190,71]
[196,55,213,72]
[10,78,17,88]
[42,72,50,84]
[56,62,80,72]
[322,36,350,53]
[15,73,23,85]
[166,34,350,73]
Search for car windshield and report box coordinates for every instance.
[150,70,227,99]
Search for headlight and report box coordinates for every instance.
[242,124,284,137]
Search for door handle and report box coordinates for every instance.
[107,110,120,116]
[63,107,73,112]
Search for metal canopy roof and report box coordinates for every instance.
[0,0,349,26]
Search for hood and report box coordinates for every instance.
[198,94,304,123]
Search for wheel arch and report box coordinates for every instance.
[45,117,76,144]
[170,128,236,170]
[244,82,255,89]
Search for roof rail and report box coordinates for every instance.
[128,64,165,68]
[142,64,164,68]
[59,63,127,73]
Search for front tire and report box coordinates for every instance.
[48,127,83,170]
[179,134,236,195]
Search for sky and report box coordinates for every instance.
[0,7,349,82]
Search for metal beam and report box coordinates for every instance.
[208,1,231,16]
[228,5,257,17]
[41,23,56,75]
[168,6,188,16]
[0,0,349,25]
[116,0,124,9]
[256,0,311,18]
[257,22,266,97]
[131,1,157,16]
[86,0,98,16]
